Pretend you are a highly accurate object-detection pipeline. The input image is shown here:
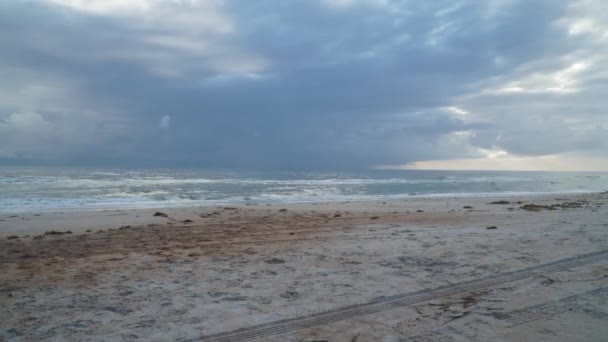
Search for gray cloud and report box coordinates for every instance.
[0,0,606,169]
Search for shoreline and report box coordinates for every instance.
[0,188,602,214]
[0,191,603,237]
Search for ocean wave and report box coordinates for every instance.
[0,189,599,214]
[0,175,534,188]
[1,168,606,213]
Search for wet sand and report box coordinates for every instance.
[1,193,608,341]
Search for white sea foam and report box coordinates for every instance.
[0,168,606,213]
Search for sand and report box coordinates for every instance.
[1,193,608,341]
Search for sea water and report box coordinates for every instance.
[0,167,606,213]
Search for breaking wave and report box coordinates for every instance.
[0,167,605,213]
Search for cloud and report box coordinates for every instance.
[22,0,265,77]
[0,0,606,170]
[159,115,171,129]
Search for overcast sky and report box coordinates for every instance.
[1,0,607,171]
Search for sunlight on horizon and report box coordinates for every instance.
[377,155,608,172]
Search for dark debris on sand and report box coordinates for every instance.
[44,230,73,235]
[487,200,510,205]
[520,201,586,212]
[264,257,286,264]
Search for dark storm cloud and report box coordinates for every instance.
[0,0,606,169]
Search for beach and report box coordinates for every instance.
[1,192,608,341]
[4,0,608,340]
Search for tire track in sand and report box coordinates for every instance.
[179,249,608,342]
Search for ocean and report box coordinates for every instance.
[0,167,606,213]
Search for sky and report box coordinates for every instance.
[0,0,607,171]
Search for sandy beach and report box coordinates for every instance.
[1,192,608,341]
